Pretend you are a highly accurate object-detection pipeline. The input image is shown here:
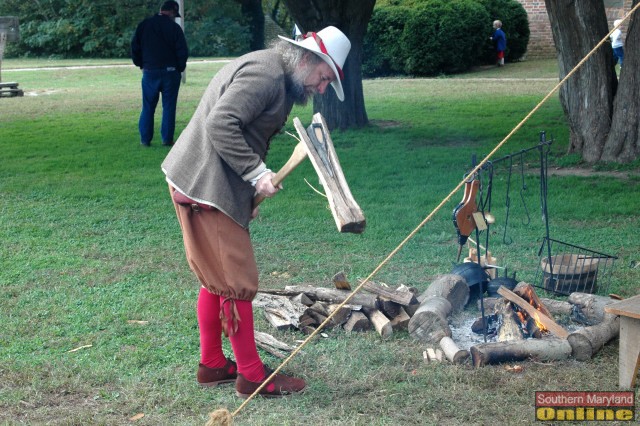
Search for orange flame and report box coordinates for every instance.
[531,310,548,332]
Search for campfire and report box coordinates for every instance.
[476,283,553,341]
[252,270,621,370]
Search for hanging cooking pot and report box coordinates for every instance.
[486,270,518,297]
[451,262,490,299]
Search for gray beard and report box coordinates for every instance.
[288,65,313,105]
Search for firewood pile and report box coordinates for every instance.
[255,272,430,339]
[255,272,623,368]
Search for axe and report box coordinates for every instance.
[253,141,307,207]
[253,113,366,234]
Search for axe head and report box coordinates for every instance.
[294,113,366,234]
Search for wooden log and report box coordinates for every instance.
[470,338,572,367]
[343,311,372,332]
[332,271,351,290]
[396,284,419,295]
[298,313,316,328]
[308,301,329,317]
[326,304,352,327]
[540,297,573,316]
[295,114,366,233]
[496,299,525,342]
[426,347,438,362]
[389,307,410,330]
[254,331,295,359]
[513,282,553,319]
[497,287,569,338]
[567,316,620,361]
[362,307,393,339]
[408,296,452,344]
[568,292,617,325]
[284,285,378,309]
[439,336,470,364]
[263,310,293,330]
[300,325,316,335]
[290,293,314,306]
[258,288,305,297]
[305,309,330,327]
[396,284,421,316]
[378,297,401,318]
[253,293,308,330]
[362,281,416,306]
[422,274,470,311]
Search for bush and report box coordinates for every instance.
[363,0,529,76]
[186,17,251,57]
[477,0,530,63]
[362,7,411,77]
[0,0,251,58]
[402,0,490,76]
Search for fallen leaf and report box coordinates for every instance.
[129,413,145,421]
[505,365,524,373]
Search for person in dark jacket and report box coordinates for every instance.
[490,20,507,67]
[162,26,351,398]
[131,0,189,146]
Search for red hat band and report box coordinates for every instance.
[302,32,345,80]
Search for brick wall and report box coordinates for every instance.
[515,0,632,59]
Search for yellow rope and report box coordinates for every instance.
[216,4,640,423]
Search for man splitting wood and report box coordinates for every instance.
[161,26,351,398]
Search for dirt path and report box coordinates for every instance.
[546,167,639,179]
[4,59,232,72]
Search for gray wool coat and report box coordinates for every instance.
[162,49,296,228]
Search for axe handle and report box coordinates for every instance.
[253,142,308,207]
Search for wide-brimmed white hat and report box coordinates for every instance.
[278,26,351,101]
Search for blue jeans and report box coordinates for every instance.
[139,68,181,144]
[613,47,624,67]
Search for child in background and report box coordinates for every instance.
[610,19,624,68]
[490,20,507,67]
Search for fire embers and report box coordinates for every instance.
[472,284,552,341]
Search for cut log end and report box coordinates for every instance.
[340,220,366,234]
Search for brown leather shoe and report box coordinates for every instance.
[235,366,306,399]
[197,359,237,387]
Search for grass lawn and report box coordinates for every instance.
[1,57,638,425]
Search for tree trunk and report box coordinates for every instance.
[544,0,617,162]
[237,0,265,51]
[602,0,640,162]
[283,0,375,130]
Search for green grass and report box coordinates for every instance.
[1,57,638,425]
